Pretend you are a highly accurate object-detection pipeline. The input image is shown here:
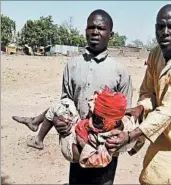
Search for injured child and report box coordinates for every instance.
[45,86,144,168]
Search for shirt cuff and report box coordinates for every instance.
[137,98,153,112]
[138,112,171,143]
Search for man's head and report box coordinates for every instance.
[86,9,114,55]
[156,4,171,61]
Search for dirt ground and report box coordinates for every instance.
[1,54,150,184]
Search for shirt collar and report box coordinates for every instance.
[159,58,171,79]
[84,46,108,63]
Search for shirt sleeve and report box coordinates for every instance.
[137,51,156,116]
[139,83,171,143]
[60,61,74,101]
[138,48,171,143]
[118,69,133,109]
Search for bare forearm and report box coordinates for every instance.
[137,105,144,113]
[72,144,81,162]
[129,127,144,142]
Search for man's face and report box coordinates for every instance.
[156,8,171,60]
[86,14,113,53]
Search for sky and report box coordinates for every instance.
[1,1,171,45]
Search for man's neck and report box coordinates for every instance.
[87,47,107,57]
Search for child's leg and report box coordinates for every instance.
[12,109,48,132]
[27,117,53,150]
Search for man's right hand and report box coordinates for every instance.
[53,116,72,137]
[125,105,144,122]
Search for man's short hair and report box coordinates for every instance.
[88,9,113,31]
[156,4,171,21]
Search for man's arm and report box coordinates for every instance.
[137,59,156,117]
[53,61,75,136]
[118,69,133,109]
[137,84,171,143]
[60,62,74,101]
[128,80,171,143]
[136,48,171,143]
[106,50,171,151]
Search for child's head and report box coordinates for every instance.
[92,86,127,131]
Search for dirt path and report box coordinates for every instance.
[1,54,149,184]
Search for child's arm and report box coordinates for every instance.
[72,135,87,162]
[72,144,81,162]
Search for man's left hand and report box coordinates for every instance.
[105,130,129,153]
[53,116,73,137]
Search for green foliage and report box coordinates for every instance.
[109,32,127,47]
[19,16,60,47]
[1,14,125,48]
[19,16,86,47]
[1,14,16,46]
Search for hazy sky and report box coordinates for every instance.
[1,1,171,44]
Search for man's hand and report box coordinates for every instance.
[105,130,129,153]
[126,105,144,122]
[105,127,144,154]
[53,116,72,137]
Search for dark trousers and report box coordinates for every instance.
[69,157,118,185]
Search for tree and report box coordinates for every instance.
[130,39,144,48]
[57,25,70,45]
[109,32,127,47]
[20,20,36,47]
[69,28,86,46]
[19,15,87,47]
[62,16,74,31]
[145,37,157,50]
[19,16,60,47]
[61,17,86,47]
[1,14,16,46]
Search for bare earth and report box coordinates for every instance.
[1,54,150,184]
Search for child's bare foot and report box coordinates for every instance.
[27,136,44,150]
[12,116,39,132]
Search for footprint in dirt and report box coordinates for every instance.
[17,135,41,154]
